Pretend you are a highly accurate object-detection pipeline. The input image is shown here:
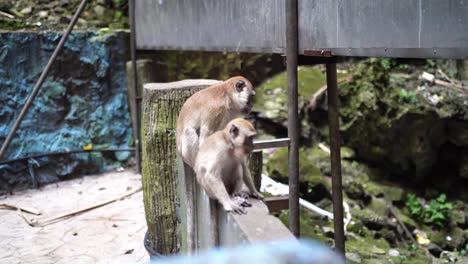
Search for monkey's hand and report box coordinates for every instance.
[233,194,252,207]
[223,199,247,215]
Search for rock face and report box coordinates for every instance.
[256,60,468,197]
[337,60,468,196]
[260,59,468,263]
[0,31,131,193]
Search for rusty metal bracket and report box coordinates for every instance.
[304,49,333,57]
[264,196,290,212]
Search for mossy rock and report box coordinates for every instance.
[352,207,388,231]
[265,147,331,202]
[389,207,417,231]
[448,120,468,147]
[334,59,468,189]
[429,227,466,251]
[276,209,334,246]
[253,66,327,138]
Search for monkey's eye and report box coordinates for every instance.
[235,80,245,92]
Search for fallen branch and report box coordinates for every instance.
[34,187,142,227]
[421,71,467,95]
[317,143,330,154]
[0,11,15,19]
[436,69,451,83]
[388,206,416,245]
[17,209,36,226]
[343,201,352,232]
[0,203,41,215]
[261,174,352,227]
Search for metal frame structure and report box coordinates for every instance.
[130,0,468,256]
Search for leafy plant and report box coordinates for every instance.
[454,244,467,256]
[405,194,452,228]
[423,194,453,227]
[397,254,408,264]
[406,243,417,251]
[406,194,423,217]
[398,89,418,104]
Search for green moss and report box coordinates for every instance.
[253,66,327,127]
[90,28,123,42]
[0,18,30,31]
[265,147,325,185]
[368,197,390,216]
[277,209,334,246]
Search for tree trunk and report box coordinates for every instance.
[141,80,219,255]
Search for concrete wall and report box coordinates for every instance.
[177,157,294,252]
[0,31,132,193]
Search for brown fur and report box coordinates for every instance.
[176,76,255,167]
[194,119,263,214]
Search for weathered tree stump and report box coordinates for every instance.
[141,80,220,255]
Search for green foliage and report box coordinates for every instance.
[371,57,395,70]
[454,244,468,256]
[158,51,282,85]
[406,243,418,251]
[424,194,453,227]
[0,18,30,30]
[398,89,418,104]
[405,194,453,228]
[397,254,408,264]
[406,194,423,218]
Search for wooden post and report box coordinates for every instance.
[249,151,263,191]
[141,80,220,255]
[126,59,158,172]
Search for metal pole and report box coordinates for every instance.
[326,63,345,254]
[129,0,142,173]
[286,0,300,237]
[0,0,88,160]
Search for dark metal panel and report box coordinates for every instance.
[136,0,468,58]
[298,0,338,52]
[300,0,468,58]
[135,0,285,53]
[420,0,468,47]
[337,0,419,48]
[327,48,468,59]
[300,0,419,49]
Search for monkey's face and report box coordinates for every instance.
[232,77,255,114]
[228,120,257,156]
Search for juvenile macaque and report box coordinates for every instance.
[194,118,263,214]
[176,76,256,168]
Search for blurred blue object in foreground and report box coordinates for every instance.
[149,239,344,264]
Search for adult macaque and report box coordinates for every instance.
[194,118,263,214]
[176,77,257,249]
[176,76,256,168]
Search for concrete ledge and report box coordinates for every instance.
[220,199,295,245]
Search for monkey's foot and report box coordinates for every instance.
[250,191,264,201]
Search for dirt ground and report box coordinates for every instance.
[0,170,149,264]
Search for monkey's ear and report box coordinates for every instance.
[235,80,245,92]
[229,124,239,137]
